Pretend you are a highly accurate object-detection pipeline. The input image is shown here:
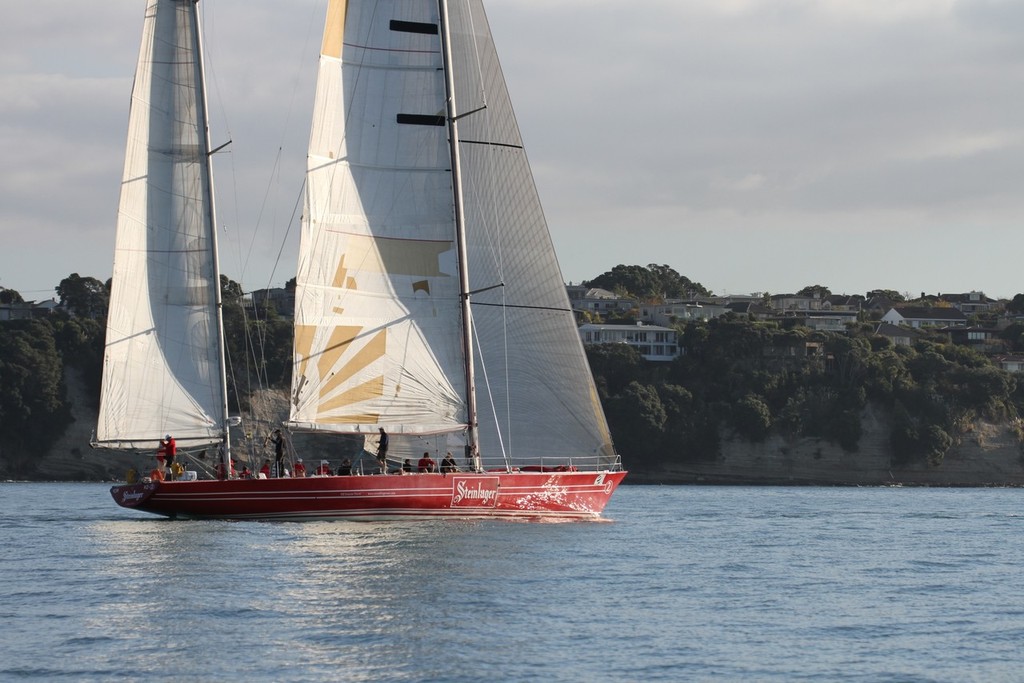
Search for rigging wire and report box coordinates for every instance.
[194,0,323,444]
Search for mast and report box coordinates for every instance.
[192,0,233,472]
[437,0,481,470]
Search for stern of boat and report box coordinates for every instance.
[110,481,159,508]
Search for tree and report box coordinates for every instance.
[733,393,772,441]
[0,320,68,472]
[56,273,108,319]
[866,289,905,303]
[999,322,1024,352]
[0,287,24,304]
[604,381,666,462]
[922,425,953,466]
[1007,294,1024,315]
[797,284,831,300]
[53,316,106,400]
[585,343,645,396]
[221,275,244,304]
[585,264,710,301]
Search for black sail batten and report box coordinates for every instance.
[390,19,439,35]
[396,113,447,126]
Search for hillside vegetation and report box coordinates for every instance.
[4,268,1024,483]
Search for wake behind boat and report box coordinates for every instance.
[102,0,625,521]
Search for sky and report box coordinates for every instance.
[3,0,1024,302]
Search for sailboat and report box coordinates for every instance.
[103,0,626,521]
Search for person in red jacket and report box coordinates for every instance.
[293,458,306,478]
[156,434,176,476]
[417,452,436,473]
[315,460,332,476]
[215,459,237,480]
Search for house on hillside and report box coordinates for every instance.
[778,310,858,332]
[725,301,774,321]
[639,300,729,326]
[762,338,825,370]
[874,322,922,347]
[944,325,1001,352]
[578,323,679,361]
[992,354,1024,373]
[770,293,823,312]
[245,287,294,318]
[825,294,864,312]
[939,291,997,315]
[566,286,634,319]
[0,299,59,322]
[881,307,967,329]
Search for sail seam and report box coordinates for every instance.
[471,301,573,313]
[461,139,523,150]
[343,41,439,55]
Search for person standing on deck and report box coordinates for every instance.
[376,427,389,473]
[266,429,285,477]
[156,434,176,477]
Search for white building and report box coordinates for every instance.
[639,300,729,326]
[881,306,967,328]
[578,323,680,361]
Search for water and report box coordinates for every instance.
[2,484,1023,682]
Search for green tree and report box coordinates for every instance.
[585,343,645,396]
[604,381,666,463]
[1007,293,1024,315]
[733,393,772,441]
[0,320,67,472]
[0,287,24,304]
[585,264,710,301]
[797,284,832,300]
[867,289,905,303]
[922,425,953,466]
[56,273,108,319]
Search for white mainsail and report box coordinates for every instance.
[447,0,615,464]
[290,0,465,437]
[290,0,614,465]
[96,0,227,450]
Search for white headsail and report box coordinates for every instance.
[96,0,227,450]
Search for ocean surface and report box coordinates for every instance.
[2,483,1023,682]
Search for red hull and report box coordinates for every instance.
[111,470,627,521]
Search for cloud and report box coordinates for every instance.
[2,0,1023,300]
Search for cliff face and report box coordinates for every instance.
[14,372,1024,486]
[15,374,345,482]
[7,368,138,481]
[630,406,1024,486]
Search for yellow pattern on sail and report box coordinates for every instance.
[321,0,347,60]
[333,253,354,290]
[316,325,363,381]
[293,324,317,397]
[340,234,453,278]
[318,375,385,420]
[318,328,387,401]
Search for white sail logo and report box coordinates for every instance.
[451,477,499,507]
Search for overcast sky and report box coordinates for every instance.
[3,0,1023,302]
